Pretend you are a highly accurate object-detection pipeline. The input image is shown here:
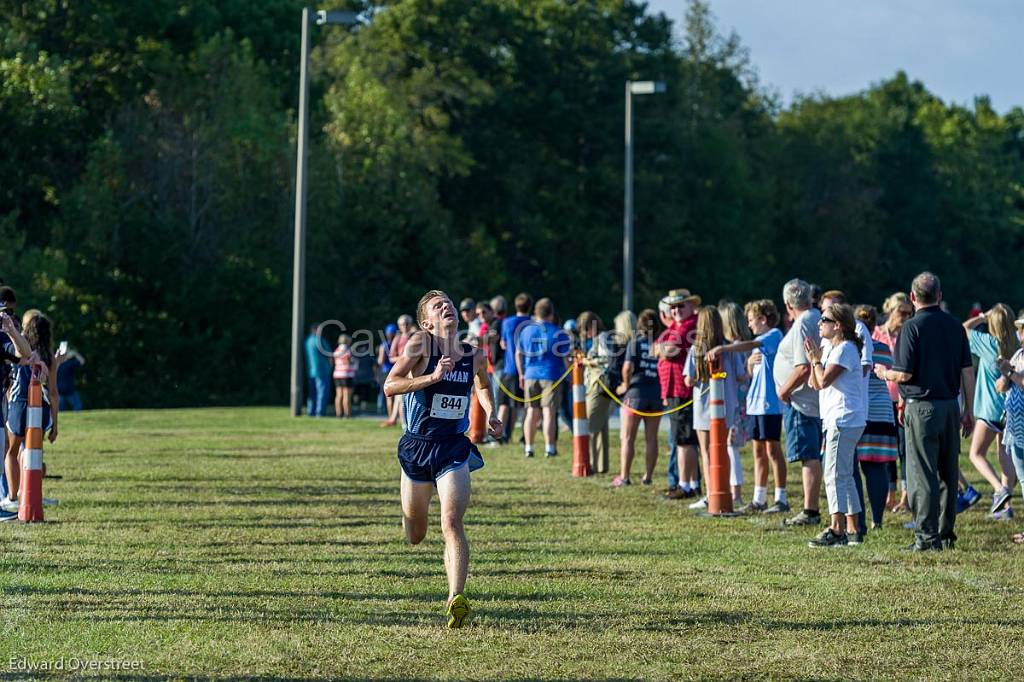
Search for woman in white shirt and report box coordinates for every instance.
[803,303,867,547]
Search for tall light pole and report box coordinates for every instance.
[622,79,666,313]
[290,8,362,416]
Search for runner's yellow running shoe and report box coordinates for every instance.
[446,594,471,629]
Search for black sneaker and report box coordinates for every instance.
[545,450,557,458]
[901,541,942,552]
[524,450,534,458]
[784,510,822,527]
[808,529,848,548]
[764,500,791,514]
[739,500,768,514]
[848,532,865,545]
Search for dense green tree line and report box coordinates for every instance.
[2,1,1022,407]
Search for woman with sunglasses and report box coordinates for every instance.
[803,303,867,547]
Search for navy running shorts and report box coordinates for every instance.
[398,431,484,484]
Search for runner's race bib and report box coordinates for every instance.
[430,393,468,419]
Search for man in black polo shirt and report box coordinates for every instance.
[879,272,974,551]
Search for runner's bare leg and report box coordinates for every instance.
[401,472,433,545]
[437,464,471,601]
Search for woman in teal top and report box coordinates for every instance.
[964,304,1019,516]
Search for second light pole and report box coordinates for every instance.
[622,79,665,314]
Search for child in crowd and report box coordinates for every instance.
[683,306,747,510]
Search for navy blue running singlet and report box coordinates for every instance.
[404,340,476,437]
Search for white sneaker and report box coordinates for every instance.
[42,497,59,507]
[0,497,19,513]
[688,496,708,510]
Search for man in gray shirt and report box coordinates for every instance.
[773,278,823,526]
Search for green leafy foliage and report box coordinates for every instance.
[2,0,1023,406]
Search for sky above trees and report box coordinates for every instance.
[650,0,1024,112]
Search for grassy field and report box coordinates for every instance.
[1,407,1022,680]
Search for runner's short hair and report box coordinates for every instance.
[416,289,451,327]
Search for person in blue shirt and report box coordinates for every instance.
[304,324,332,417]
[963,304,1019,516]
[515,298,571,458]
[497,292,533,444]
[384,289,501,629]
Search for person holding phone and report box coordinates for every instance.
[384,289,501,629]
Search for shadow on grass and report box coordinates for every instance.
[639,612,1024,631]
[11,584,627,629]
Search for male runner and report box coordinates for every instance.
[384,289,502,628]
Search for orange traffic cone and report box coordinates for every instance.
[18,374,44,523]
[468,391,486,444]
[706,358,733,516]
[571,353,591,477]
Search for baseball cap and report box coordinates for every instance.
[459,298,475,311]
[385,323,398,334]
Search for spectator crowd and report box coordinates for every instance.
[305,271,1024,549]
[0,282,80,522]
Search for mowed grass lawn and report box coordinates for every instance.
[2,407,1022,680]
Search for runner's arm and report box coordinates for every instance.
[383,332,441,397]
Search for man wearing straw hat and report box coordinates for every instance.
[384,290,502,627]
[656,288,702,499]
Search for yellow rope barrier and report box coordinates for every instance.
[496,356,696,418]
[495,360,576,403]
[593,376,693,417]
